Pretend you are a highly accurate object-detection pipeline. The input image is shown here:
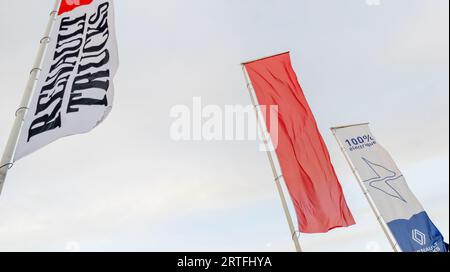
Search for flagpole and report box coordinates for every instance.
[242,64,303,253]
[330,126,400,252]
[0,0,61,196]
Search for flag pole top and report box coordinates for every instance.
[330,123,370,131]
[241,51,291,66]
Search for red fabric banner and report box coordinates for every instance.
[244,52,355,233]
[59,0,94,15]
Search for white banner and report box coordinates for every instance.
[332,124,446,252]
[14,0,118,160]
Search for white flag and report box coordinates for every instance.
[14,0,118,160]
[332,124,446,252]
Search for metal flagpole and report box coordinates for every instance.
[241,64,303,252]
[0,0,61,196]
[330,125,400,252]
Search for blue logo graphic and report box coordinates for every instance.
[361,158,406,203]
[388,212,447,252]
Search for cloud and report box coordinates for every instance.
[387,1,449,67]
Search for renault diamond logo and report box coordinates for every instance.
[412,229,426,246]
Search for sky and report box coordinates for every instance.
[0,0,448,252]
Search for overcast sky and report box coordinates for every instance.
[0,0,448,252]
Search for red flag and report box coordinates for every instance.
[59,0,94,15]
[244,52,355,233]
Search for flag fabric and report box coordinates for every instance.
[59,0,94,15]
[243,52,355,233]
[332,124,447,252]
[14,0,118,160]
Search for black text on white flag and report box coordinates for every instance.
[15,0,118,160]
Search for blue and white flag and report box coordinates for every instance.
[332,124,447,252]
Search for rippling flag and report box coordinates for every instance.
[243,52,355,233]
[14,0,119,160]
[332,123,447,252]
